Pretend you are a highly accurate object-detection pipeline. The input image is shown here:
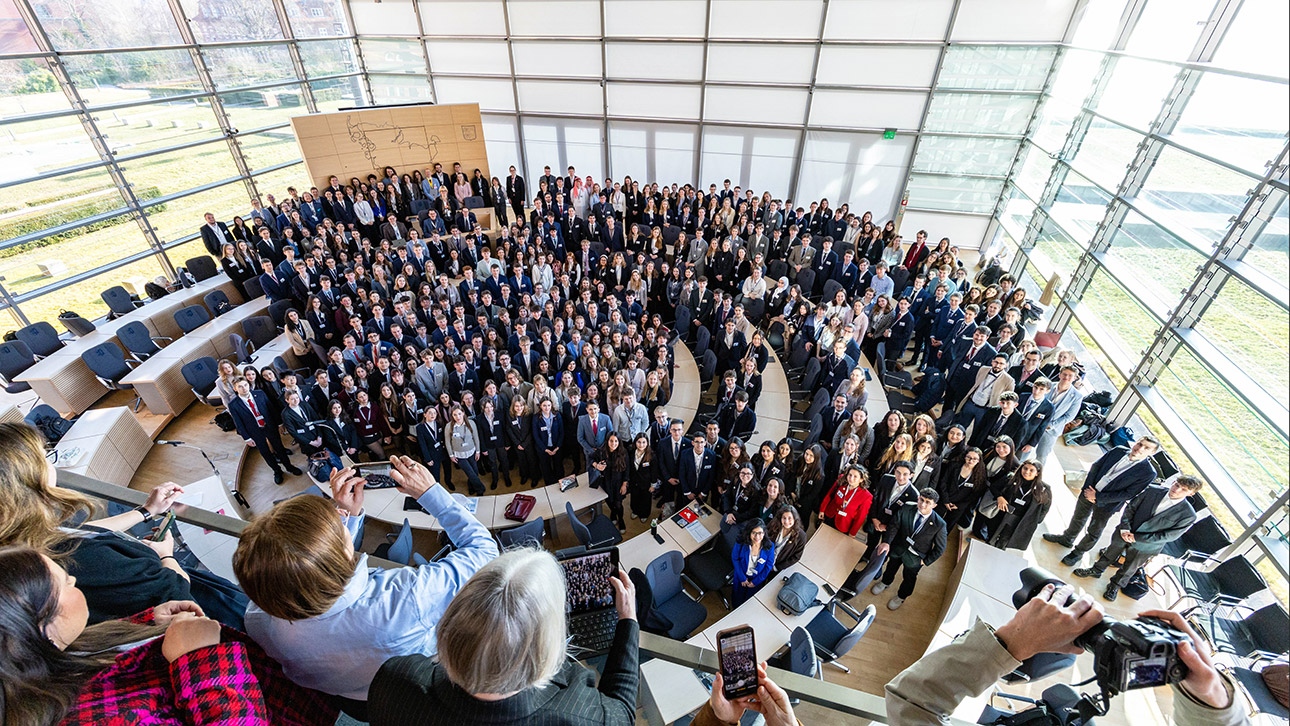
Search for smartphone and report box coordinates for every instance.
[822,582,837,597]
[150,511,176,542]
[353,461,398,489]
[716,625,759,700]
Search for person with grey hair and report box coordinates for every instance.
[367,549,639,725]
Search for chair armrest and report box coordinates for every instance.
[812,642,841,662]
[429,544,454,562]
[835,600,866,624]
[152,336,174,343]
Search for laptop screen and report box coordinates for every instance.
[560,548,617,615]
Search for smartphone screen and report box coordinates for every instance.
[558,547,619,614]
[717,625,758,700]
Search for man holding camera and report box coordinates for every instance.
[1044,436,1161,567]
[1072,475,1202,601]
[886,582,1249,726]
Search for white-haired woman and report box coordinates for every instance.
[367,548,639,725]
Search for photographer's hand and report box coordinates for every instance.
[993,584,1102,662]
[1141,609,1231,710]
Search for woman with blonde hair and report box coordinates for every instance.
[214,358,242,407]
[874,433,914,479]
[0,422,251,627]
[367,548,639,725]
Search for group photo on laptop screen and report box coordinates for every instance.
[562,549,617,613]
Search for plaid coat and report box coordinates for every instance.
[61,609,337,726]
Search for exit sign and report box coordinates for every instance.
[883,128,897,139]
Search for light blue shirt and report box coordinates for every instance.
[244,486,499,700]
[870,274,895,300]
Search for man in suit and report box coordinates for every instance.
[600,216,624,253]
[654,419,688,504]
[380,213,409,242]
[883,297,918,364]
[716,391,756,442]
[787,237,815,281]
[1009,349,1044,399]
[871,485,947,610]
[539,166,558,196]
[1072,475,1201,601]
[811,238,839,296]
[228,379,300,485]
[923,291,964,370]
[948,353,1014,437]
[577,401,613,485]
[199,212,234,256]
[506,166,526,221]
[863,463,920,555]
[943,325,996,413]
[970,392,1024,449]
[257,259,288,302]
[1013,378,1056,453]
[1046,436,1162,566]
[678,433,717,509]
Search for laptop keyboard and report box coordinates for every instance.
[568,609,619,653]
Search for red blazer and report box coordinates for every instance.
[820,480,873,536]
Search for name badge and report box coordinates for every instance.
[924,465,933,473]
[1014,497,1027,506]
[962,363,972,370]
[884,506,893,515]
[906,536,917,548]
[1035,413,1046,419]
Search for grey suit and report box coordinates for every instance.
[1091,485,1197,587]
[577,412,613,483]
[788,244,814,276]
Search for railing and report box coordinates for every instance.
[57,469,968,726]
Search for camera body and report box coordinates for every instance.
[1015,567,1189,696]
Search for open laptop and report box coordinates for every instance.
[559,546,620,656]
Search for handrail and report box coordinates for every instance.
[56,470,978,725]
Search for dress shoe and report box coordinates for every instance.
[285,464,304,477]
[1043,533,1074,547]
[1103,584,1120,601]
[273,471,284,485]
[1071,567,1103,579]
[1060,551,1082,567]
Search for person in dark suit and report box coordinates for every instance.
[655,420,688,505]
[577,401,613,486]
[970,392,1025,449]
[505,166,526,221]
[862,462,920,555]
[1072,476,1202,601]
[531,398,564,486]
[943,326,995,412]
[1013,379,1055,453]
[227,379,300,485]
[281,390,324,456]
[367,549,639,726]
[199,212,234,255]
[870,487,947,611]
[883,297,917,363]
[677,434,717,509]
[1045,437,1162,566]
[416,407,448,488]
[715,392,756,442]
[258,259,289,302]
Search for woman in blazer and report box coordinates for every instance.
[591,432,629,531]
[768,505,807,573]
[626,433,658,522]
[819,465,873,536]
[731,519,776,607]
[503,397,538,489]
[935,446,986,533]
[475,398,509,490]
[978,459,1051,550]
[323,399,362,460]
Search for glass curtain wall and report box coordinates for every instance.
[0,0,367,326]
[984,0,1289,596]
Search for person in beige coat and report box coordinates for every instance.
[945,353,1015,439]
[886,585,1250,726]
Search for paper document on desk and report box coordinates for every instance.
[683,519,710,543]
[452,493,479,513]
[54,446,86,468]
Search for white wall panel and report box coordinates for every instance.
[609,122,698,184]
[706,44,816,84]
[481,114,522,179]
[808,89,927,130]
[605,0,707,37]
[522,118,605,185]
[417,1,506,36]
[606,42,705,81]
[815,46,942,87]
[426,40,510,75]
[951,0,1077,41]
[699,126,799,197]
[434,77,515,111]
[512,41,602,77]
[797,130,914,219]
[704,87,808,125]
[708,0,825,39]
[506,0,601,36]
[607,83,702,119]
[517,80,604,115]
[350,0,418,35]
[824,0,955,40]
[898,209,992,249]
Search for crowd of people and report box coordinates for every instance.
[0,156,1241,725]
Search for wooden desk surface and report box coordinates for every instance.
[491,487,556,528]
[800,524,868,588]
[617,526,684,575]
[698,597,791,663]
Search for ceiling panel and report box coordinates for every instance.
[703,86,809,125]
[605,0,707,37]
[708,0,825,39]
[809,89,928,129]
[815,46,942,87]
[951,0,1078,41]
[706,44,816,84]
[607,82,702,119]
[512,41,602,77]
[824,0,955,41]
[426,39,510,75]
[606,42,705,81]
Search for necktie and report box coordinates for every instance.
[246,396,264,427]
[592,418,598,437]
[913,515,925,534]
[966,346,978,363]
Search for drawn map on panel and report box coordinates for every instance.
[346,116,441,165]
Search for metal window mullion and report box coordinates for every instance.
[500,0,529,186]
[13,0,175,280]
[341,0,374,104]
[895,0,963,235]
[1049,0,1243,336]
[693,0,713,185]
[409,0,438,105]
[599,0,610,178]
[0,279,29,327]
[270,0,319,114]
[161,0,261,233]
[786,0,830,202]
[1105,142,1289,426]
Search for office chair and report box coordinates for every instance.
[374,519,414,566]
[185,256,218,282]
[497,517,546,549]
[15,321,63,357]
[101,285,145,318]
[80,342,141,411]
[645,551,707,640]
[683,532,734,610]
[242,316,277,349]
[117,321,170,362]
[805,601,876,673]
[565,501,622,549]
[0,340,36,393]
[173,305,212,333]
[203,289,233,316]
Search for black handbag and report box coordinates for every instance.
[58,310,97,337]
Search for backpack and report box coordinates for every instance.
[1084,390,1114,408]
[308,451,343,483]
[144,281,170,300]
[32,412,74,443]
[1108,425,1134,449]
[213,411,237,432]
[777,571,821,616]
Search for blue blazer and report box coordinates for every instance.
[732,541,777,588]
[532,413,563,451]
[677,447,718,498]
[1082,446,1157,511]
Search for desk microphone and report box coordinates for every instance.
[157,440,185,446]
